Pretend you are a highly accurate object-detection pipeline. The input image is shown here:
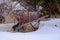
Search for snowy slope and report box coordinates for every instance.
[0,23,15,32]
[0,18,60,40]
[0,31,60,40]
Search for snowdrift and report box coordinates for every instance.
[0,18,60,40]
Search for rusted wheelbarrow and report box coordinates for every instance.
[12,10,48,32]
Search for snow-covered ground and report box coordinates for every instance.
[0,18,60,40]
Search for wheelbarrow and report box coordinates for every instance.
[12,11,48,32]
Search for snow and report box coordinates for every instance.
[0,23,15,32]
[0,32,60,40]
[0,18,60,40]
[0,0,5,4]
[12,1,27,10]
[40,18,60,27]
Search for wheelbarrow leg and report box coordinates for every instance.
[12,23,22,32]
